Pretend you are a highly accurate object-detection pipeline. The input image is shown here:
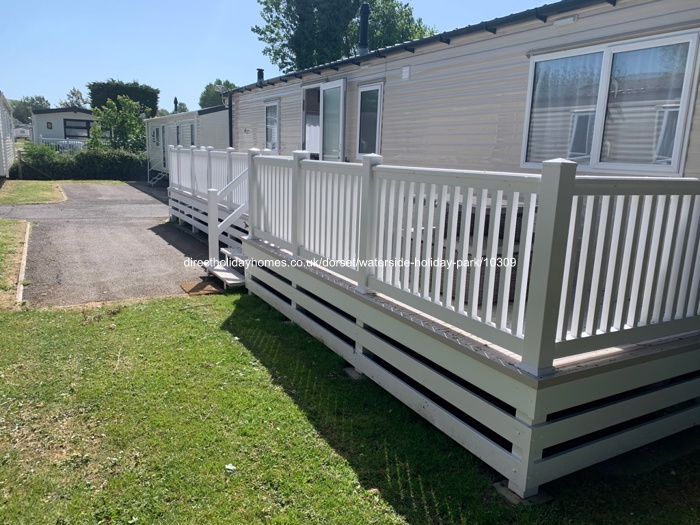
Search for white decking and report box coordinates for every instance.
[168,146,700,498]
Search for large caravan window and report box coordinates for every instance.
[523,31,698,174]
[356,83,383,158]
[265,101,279,153]
[64,119,92,139]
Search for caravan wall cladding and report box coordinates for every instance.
[147,107,229,174]
[231,0,700,178]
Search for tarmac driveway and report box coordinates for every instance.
[0,183,209,307]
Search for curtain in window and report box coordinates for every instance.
[601,43,689,164]
[526,52,603,163]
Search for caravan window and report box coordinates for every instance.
[523,31,698,175]
[356,83,383,159]
[265,101,279,153]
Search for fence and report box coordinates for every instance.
[39,136,88,155]
[168,146,250,258]
[246,151,700,375]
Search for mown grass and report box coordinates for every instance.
[0,179,127,205]
[0,219,26,309]
[0,180,64,204]
[0,294,698,524]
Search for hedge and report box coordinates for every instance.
[10,145,148,181]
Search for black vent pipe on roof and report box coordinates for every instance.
[358,3,370,56]
[257,68,264,82]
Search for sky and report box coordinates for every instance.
[0,0,535,112]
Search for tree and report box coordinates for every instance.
[92,95,149,153]
[11,95,51,124]
[199,79,237,109]
[176,102,189,113]
[58,87,89,109]
[252,0,434,73]
[87,79,159,117]
[156,108,170,117]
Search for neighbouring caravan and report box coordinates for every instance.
[145,106,229,180]
[31,107,98,147]
[227,0,700,178]
[0,91,16,178]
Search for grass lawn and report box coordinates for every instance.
[0,180,127,205]
[0,219,26,309]
[0,294,698,524]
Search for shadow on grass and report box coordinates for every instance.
[220,294,516,524]
[219,293,700,525]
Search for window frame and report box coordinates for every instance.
[521,30,700,176]
[265,100,280,154]
[63,118,92,140]
[355,82,384,160]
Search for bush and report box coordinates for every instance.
[10,144,147,181]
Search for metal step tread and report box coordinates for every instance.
[207,264,245,288]
[221,245,248,262]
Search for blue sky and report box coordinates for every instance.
[1,0,534,112]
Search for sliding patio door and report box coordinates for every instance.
[320,79,346,161]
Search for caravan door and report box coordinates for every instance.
[320,79,346,161]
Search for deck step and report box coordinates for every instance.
[207,264,245,289]
[221,245,248,266]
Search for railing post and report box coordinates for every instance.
[176,145,183,191]
[206,146,214,191]
[291,150,310,255]
[189,145,197,196]
[356,154,383,294]
[207,188,219,265]
[520,159,577,376]
[226,147,235,209]
[247,148,261,240]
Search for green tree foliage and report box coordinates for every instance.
[176,102,189,113]
[199,79,237,109]
[87,79,159,117]
[10,96,51,124]
[156,108,170,117]
[252,0,434,73]
[58,87,89,109]
[92,95,148,153]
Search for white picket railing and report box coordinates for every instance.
[168,145,250,261]
[246,151,700,375]
[40,136,88,155]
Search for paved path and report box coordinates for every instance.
[0,183,209,307]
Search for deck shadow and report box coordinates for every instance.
[147,221,208,262]
[220,294,510,523]
[220,294,700,522]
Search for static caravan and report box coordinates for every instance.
[145,106,230,179]
[228,0,700,179]
[0,91,15,178]
[31,107,98,149]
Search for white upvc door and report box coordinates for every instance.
[320,79,346,161]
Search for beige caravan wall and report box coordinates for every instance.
[233,0,700,176]
[378,0,700,175]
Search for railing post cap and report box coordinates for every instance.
[176,145,183,150]
[292,150,310,160]
[226,147,235,152]
[248,148,261,155]
[543,158,578,166]
[362,153,383,168]
[206,146,214,151]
